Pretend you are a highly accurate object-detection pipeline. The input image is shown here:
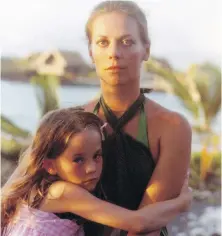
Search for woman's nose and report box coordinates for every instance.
[108,42,121,60]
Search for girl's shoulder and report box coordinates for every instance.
[39,181,90,218]
[46,181,84,200]
[40,181,87,211]
[46,181,67,200]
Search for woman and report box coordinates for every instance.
[84,1,192,235]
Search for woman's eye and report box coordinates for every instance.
[97,40,109,47]
[122,39,134,46]
[73,157,84,164]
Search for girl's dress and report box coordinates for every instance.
[3,204,84,236]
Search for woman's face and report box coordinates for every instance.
[90,12,149,86]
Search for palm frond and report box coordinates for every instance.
[31,74,60,117]
[1,115,30,138]
[194,63,221,125]
[1,134,28,160]
[145,59,201,118]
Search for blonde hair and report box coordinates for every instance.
[85,0,150,45]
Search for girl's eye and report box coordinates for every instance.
[73,157,84,164]
[97,40,109,47]
[122,39,134,46]
[94,154,102,161]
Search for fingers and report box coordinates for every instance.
[100,122,108,131]
[100,122,108,140]
[182,169,191,187]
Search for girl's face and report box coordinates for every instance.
[89,11,149,86]
[51,128,103,192]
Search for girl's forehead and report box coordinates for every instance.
[66,129,102,150]
[91,12,140,38]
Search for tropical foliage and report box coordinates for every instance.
[145,58,221,181]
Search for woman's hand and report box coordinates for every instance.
[178,174,193,212]
[127,176,193,236]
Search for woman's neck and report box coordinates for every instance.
[100,81,140,112]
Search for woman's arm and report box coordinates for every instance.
[40,180,191,234]
[136,111,192,235]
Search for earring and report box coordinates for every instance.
[48,168,55,175]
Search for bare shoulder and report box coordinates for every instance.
[143,98,191,200]
[145,97,191,135]
[46,181,67,200]
[46,181,79,200]
[40,181,90,212]
[83,99,99,112]
[47,181,89,200]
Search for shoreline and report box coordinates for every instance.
[1,77,166,93]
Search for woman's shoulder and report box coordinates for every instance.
[145,98,191,133]
[83,99,99,112]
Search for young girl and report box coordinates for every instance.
[1,107,192,236]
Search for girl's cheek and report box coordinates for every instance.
[71,165,84,175]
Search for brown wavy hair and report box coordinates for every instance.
[1,107,104,232]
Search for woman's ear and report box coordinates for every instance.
[88,45,95,63]
[42,159,57,175]
[143,42,150,61]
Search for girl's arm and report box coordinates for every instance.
[40,181,191,234]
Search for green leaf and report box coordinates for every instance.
[145,59,221,132]
[1,115,30,138]
[31,74,60,117]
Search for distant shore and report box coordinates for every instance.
[1,75,102,87]
[1,76,165,92]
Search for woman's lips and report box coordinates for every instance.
[106,66,126,71]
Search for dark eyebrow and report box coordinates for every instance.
[73,152,85,157]
[94,148,102,154]
[96,34,133,39]
[119,34,133,39]
[97,35,108,38]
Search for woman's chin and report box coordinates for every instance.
[101,75,129,86]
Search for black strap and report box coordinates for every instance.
[99,93,145,132]
[100,93,146,208]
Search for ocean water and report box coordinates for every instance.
[1,79,221,151]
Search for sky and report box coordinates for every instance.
[1,0,221,70]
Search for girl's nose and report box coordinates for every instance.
[85,161,97,174]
